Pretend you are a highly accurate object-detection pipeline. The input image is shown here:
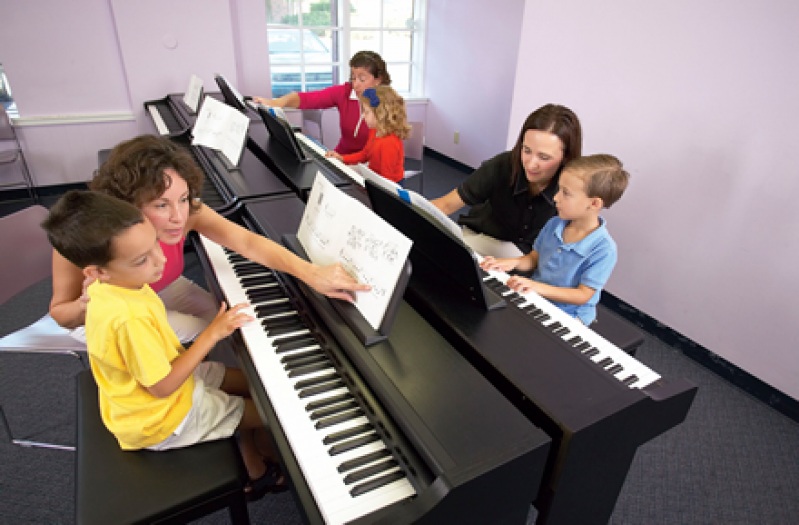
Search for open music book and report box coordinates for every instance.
[191,96,249,166]
[297,173,412,329]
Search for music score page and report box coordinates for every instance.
[298,174,412,329]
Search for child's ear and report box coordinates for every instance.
[590,197,604,210]
[84,265,108,283]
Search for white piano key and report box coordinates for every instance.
[294,132,366,186]
[147,105,169,135]
[198,234,416,523]
[478,256,661,388]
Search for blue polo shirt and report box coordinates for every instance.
[532,216,617,325]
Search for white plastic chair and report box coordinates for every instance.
[0,205,86,450]
[0,104,37,202]
[403,122,424,194]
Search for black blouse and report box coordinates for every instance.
[456,151,559,254]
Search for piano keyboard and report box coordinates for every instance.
[147,105,170,135]
[294,132,366,186]
[478,257,661,389]
[198,235,416,524]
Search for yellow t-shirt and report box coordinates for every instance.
[85,281,194,449]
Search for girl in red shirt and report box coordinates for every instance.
[326,86,411,183]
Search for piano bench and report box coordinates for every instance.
[75,370,251,525]
[592,305,645,357]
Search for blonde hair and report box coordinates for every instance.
[360,86,411,140]
[564,154,630,208]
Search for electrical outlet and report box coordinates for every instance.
[454,131,460,144]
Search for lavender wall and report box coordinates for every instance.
[424,0,525,174]
[510,0,799,399]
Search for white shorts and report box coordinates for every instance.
[147,361,244,451]
[462,227,525,258]
[69,276,217,345]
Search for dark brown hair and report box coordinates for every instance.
[510,104,583,186]
[349,51,392,86]
[565,154,630,208]
[42,191,144,268]
[90,135,204,213]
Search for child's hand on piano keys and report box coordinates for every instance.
[309,263,371,303]
[480,256,519,273]
[506,276,540,295]
[206,302,254,341]
[325,150,344,161]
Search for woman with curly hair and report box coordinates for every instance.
[325,85,410,184]
[254,50,390,155]
[49,134,370,343]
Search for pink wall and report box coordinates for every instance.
[510,0,799,399]
[424,0,525,173]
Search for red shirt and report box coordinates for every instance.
[341,129,405,183]
[298,83,369,154]
[149,238,184,293]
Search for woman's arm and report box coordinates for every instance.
[252,92,301,108]
[50,250,94,329]
[189,204,370,301]
[431,189,466,216]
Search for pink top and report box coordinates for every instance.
[298,83,369,154]
[150,238,185,293]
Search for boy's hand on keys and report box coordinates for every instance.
[480,256,519,273]
[208,302,254,341]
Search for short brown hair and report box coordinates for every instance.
[41,191,144,268]
[90,135,204,213]
[350,51,392,86]
[511,104,583,186]
[360,86,411,140]
[565,154,630,208]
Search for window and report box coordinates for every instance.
[265,0,426,98]
[0,63,18,118]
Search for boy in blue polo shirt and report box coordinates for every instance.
[481,154,629,325]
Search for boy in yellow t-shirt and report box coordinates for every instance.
[42,191,284,500]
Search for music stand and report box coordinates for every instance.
[255,106,311,163]
[365,180,505,311]
[214,73,248,113]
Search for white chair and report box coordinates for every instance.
[0,104,37,202]
[301,108,325,145]
[0,205,86,450]
[403,121,424,194]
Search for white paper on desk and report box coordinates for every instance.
[183,74,203,113]
[192,96,249,166]
[298,173,412,329]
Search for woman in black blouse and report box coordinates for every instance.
[432,104,582,257]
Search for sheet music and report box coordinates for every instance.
[298,174,412,329]
[398,188,464,241]
[183,74,203,113]
[191,96,249,166]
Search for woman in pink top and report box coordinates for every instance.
[50,135,371,344]
[253,51,391,154]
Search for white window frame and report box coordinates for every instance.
[266,0,427,98]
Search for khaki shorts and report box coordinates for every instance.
[147,361,244,451]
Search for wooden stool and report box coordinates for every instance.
[593,305,645,356]
[75,370,251,525]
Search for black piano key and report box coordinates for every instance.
[306,393,353,412]
[256,303,294,317]
[227,254,249,263]
[233,266,271,277]
[283,354,329,370]
[509,295,526,305]
[483,277,502,287]
[622,375,640,386]
[241,275,278,288]
[275,335,319,353]
[606,364,624,375]
[523,307,543,316]
[337,448,390,473]
[315,409,365,430]
[535,313,551,323]
[596,357,613,368]
[262,315,303,330]
[247,287,285,301]
[287,361,333,378]
[583,348,600,358]
[266,324,307,337]
[294,372,338,390]
[232,261,264,271]
[548,322,562,331]
[281,348,325,364]
[298,379,345,398]
[343,459,399,485]
[574,341,591,351]
[553,326,569,336]
[328,432,380,455]
[309,400,359,420]
[567,336,583,345]
[350,471,406,497]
